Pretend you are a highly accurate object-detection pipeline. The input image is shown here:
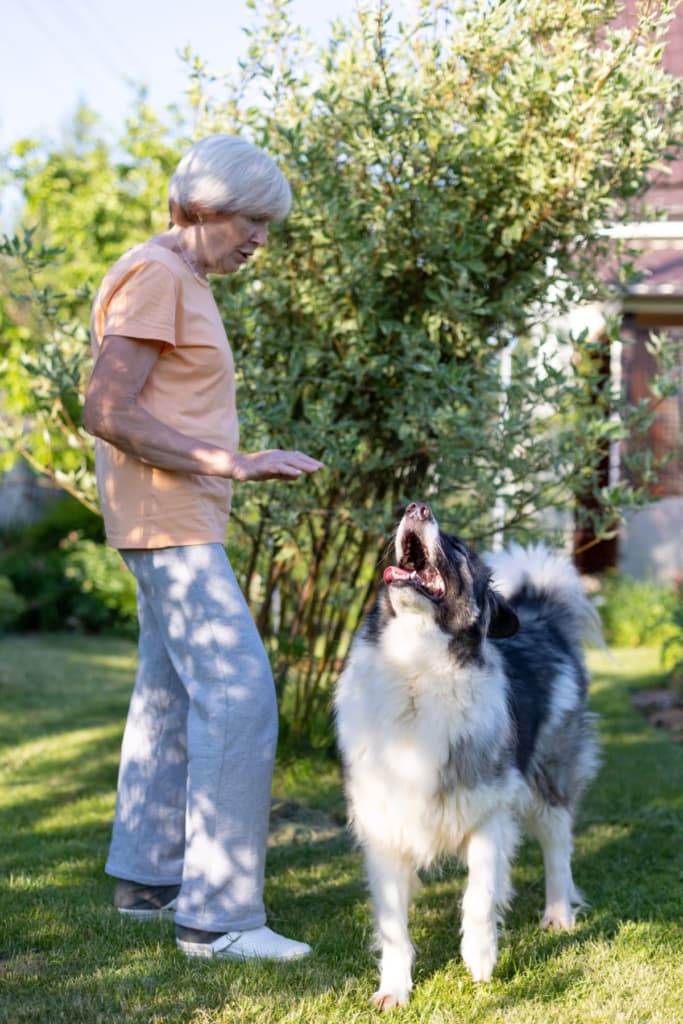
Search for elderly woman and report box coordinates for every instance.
[84,135,322,962]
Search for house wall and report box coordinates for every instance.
[609,3,683,584]
[0,460,60,528]
[617,319,683,585]
[620,497,683,584]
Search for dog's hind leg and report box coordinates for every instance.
[364,846,417,1010]
[527,802,580,931]
[461,814,517,982]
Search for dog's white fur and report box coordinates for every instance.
[335,521,597,1009]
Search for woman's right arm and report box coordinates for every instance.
[83,334,322,481]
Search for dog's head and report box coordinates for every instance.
[383,503,519,644]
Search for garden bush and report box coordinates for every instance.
[60,534,138,633]
[0,496,136,635]
[661,578,683,683]
[2,0,681,742]
[0,575,27,631]
[596,571,678,648]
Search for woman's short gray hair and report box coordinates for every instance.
[168,134,291,224]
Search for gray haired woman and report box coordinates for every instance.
[84,135,322,961]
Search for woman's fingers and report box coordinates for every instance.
[233,450,324,481]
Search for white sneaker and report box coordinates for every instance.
[177,925,312,961]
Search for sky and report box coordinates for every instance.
[1,0,393,226]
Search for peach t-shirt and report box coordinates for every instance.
[90,242,239,549]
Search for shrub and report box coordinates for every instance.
[60,534,138,633]
[661,579,683,685]
[597,572,677,648]
[0,575,27,631]
[0,496,135,634]
[3,1,681,741]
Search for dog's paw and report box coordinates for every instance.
[541,903,576,931]
[373,950,413,1010]
[371,990,409,1011]
[461,930,497,983]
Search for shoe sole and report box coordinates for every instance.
[177,939,228,959]
[118,902,177,921]
[175,939,310,961]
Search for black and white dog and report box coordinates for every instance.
[335,502,599,1009]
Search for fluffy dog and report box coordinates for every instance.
[334,502,599,1009]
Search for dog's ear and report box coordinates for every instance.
[487,591,519,639]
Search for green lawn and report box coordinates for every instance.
[0,635,681,1024]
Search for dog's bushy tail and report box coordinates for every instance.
[484,543,603,650]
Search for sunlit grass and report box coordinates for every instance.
[1,635,681,1022]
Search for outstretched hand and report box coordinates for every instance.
[230,449,324,482]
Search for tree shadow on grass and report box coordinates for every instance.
[0,839,374,1024]
[259,718,683,1012]
[3,637,682,1019]
[3,767,680,1024]
[0,634,136,745]
[0,745,121,881]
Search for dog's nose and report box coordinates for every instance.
[406,502,431,522]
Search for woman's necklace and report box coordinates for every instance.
[173,242,207,282]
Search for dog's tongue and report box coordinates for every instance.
[384,565,413,585]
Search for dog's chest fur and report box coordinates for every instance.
[336,608,520,864]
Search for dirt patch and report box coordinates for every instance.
[631,689,683,741]
[268,800,347,848]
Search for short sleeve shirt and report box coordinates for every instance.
[90,242,239,549]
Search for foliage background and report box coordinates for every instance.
[2,0,682,740]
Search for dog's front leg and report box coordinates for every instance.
[364,846,417,1010]
[461,815,516,982]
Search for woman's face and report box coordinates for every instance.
[190,213,269,275]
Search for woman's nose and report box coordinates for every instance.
[253,223,269,246]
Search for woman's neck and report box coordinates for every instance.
[153,226,207,281]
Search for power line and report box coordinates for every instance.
[19,0,128,101]
[61,0,149,86]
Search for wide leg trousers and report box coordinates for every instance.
[105,543,278,933]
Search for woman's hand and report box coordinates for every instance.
[228,450,324,481]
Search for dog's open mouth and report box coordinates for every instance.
[383,530,445,601]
